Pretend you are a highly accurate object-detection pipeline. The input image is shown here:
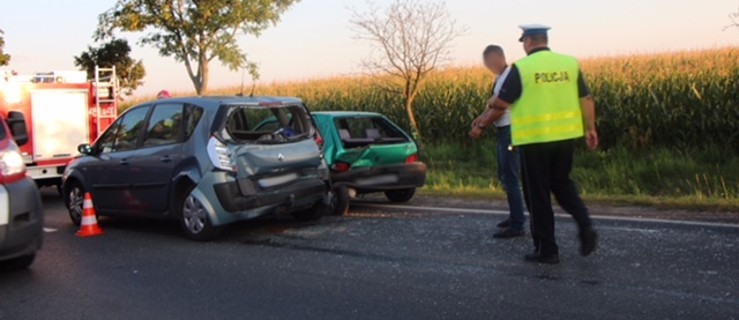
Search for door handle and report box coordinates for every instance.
[119,159,129,166]
[160,155,173,163]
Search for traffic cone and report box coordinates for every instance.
[76,192,103,237]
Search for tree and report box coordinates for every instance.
[727,7,739,30]
[96,0,300,95]
[0,29,10,66]
[74,39,146,96]
[350,0,463,146]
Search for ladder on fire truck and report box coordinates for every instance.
[93,66,119,136]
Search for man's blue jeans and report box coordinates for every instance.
[496,126,526,231]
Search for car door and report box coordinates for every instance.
[128,103,201,213]
[86,105,151,212]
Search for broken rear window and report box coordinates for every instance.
[334,117,409,149]
[224,105,310,144]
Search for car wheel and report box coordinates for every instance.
[179,188,222,241]
[65,181,85,226]
[384,188,416,203]
[332,185,350,216]
[0,254,35,271]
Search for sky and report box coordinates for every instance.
[1,0,737,96]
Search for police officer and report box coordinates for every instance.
[479,24,599,264]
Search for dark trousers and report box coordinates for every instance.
[520,139,592,256]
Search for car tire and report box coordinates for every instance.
[0,254,35,271]
[178,187,223,241]
[332,185,350,216]
[384,188,416,203]
[65,181,85,226]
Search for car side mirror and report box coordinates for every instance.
[6,111,28,147]
[78,143,93,155]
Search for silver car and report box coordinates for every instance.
[0,111,43,270]
[63,96,334,241]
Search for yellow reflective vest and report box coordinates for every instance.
[510,50,584,146]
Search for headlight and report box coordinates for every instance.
[0,142,26,182]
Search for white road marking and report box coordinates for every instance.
[599,226,659,233]
[355,203,739,229]
[43,227,58,233]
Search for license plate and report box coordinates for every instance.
[258,173,299,188]
[356,174,399,186]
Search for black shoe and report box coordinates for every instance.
[496,219,511,228]
[580,228,598,257]
[493,228,525,239]
[524,253,560,265]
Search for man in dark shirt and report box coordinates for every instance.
[479,24,599,264]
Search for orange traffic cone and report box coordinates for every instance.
[76,192,103,237]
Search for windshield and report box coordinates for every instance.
[223,105,311,144]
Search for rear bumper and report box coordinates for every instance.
[331,162,427,192]
[26,164,65,182]
[214,178,328,213]
[0,177,44,261]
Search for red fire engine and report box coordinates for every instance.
[0,67,119,189]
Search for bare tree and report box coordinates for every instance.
[727,7,739,30]
[350,0,463,146]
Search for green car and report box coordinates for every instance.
[312,112,427,215]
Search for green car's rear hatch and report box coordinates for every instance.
[322,115,418,169]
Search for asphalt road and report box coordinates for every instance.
[1,189,737,320]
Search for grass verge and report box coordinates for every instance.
[422,143,739,212]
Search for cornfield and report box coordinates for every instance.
[137,48,739,152]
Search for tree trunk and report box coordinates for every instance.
[404,94,425,154]
[199,58,209,95]
[193,51,210,96]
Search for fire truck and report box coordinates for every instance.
[0,67,119,190]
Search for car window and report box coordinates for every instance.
[97,106,149,153]
[184,105,203,139]
[334,117,409,149]
[97,118,122,153]
[113,106,150,152]
[225,105,309,144]
[0,118,8,141]
[254,119,280,132]
[143,104,184,147]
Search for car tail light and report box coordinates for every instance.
[405,154,419,164]
[331,162,351,173]
[207,136,236,172]
[314,131,324,148]
[0,143,26,184]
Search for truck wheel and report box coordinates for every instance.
[65,181,85,226]
[0,254,35,271]
[179,188,222,241]
[384,188,416,203]
[332,185,350,216]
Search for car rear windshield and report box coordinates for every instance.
[224,105,311,144]
[334,117,409,149]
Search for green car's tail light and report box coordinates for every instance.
[405,154,419,164]
[207,136,236,172]
[331,162,351,173]
[0,142,27,184]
